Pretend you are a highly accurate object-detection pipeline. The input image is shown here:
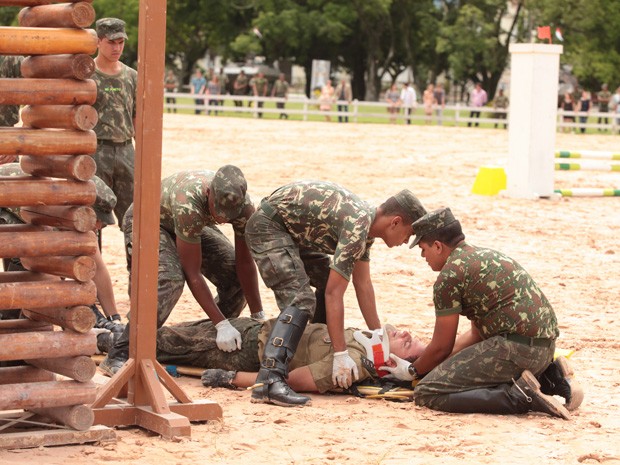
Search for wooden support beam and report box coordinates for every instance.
[0,380,96,410]
[22,305,96,333]
[0,365,55,384]
[30,404,94,431]
[0,229,97,258]
[0,128,96,156]
[0,279,96,311]
[20,205,97,232]
[0,330,97,362]
[0,26,97,56]
[21,105,98,131]
[20,154,96,181]
[27,355,96,383]
[0,178,96,206]
[0,79,96,106]
[18,2,95,28]
[21,54,95,80]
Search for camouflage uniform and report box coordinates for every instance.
[245,181,375,318]
[0,56,23,128]
[92,57,138,225]
[413,242,559,410]
[155,318,371,393]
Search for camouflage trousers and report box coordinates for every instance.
[413,335,554,410]
[93,141,134,226]
[0,209,26,273]
[108,206,248,361]
[156,318,262,371]
[245,208,330,318]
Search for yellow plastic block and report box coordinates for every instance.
[471,165,507,196]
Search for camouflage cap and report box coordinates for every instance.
[211,165,247,221]
[92,176,117,226]
[410,207,457,248]
[96,18,128,40]
[394,189,427,222]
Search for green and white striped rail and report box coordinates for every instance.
[555,150,620,160]
[554,188,620,197]
[555,161,620,171]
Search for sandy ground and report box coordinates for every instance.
[2,115,620,464]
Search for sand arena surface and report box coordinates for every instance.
[2,115,619,464]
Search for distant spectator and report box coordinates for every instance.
[206,75,221,116]
[612,86,620,131]
[164,69,179,114]
[233,70,249,108]
[493,88,509,129]
[400,82,417,125]
[433,83,446,125]
[561,91,575,133]
[334,77,353,123]
[190,68,206,115]
[468,82,487,127]
[596,83,611,131]
[385,83,402,124]
[250,71,268,118]
[577,89,591,134]
[271,73,290,119]
[422,83,435,125]
[218,67,229,96]
[319,79,335,122]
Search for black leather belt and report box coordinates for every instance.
[500,333,554,348]
[97,139,132,147]
[260,200,286,229]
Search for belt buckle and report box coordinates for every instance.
[272,337,284,347]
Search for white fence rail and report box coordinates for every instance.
[163,92,620,132]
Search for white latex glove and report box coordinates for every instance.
[215,319,242,352]
[379,353,414,381]
[332,350,359,389]
[250,310,266,321]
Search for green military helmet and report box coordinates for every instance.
[410,207,457,248]
[96,17,128,40]
[211,164,247,221]
[92,176,117,225]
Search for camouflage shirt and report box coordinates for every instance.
[0,56,23,127]
[433,243,559,340]
[251,76,268,96]
[266,181,375,281]
[92,64,137,142]
[160,171,253,243]
[272,79,289,97]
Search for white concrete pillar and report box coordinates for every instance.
[507,43,563,198]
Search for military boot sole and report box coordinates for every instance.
[522,370,571,420]
[250,384,312,407]
[555,356,584,411]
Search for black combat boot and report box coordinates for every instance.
[251,306,311,407]
[538,356,584,411]
[99,324,129,377]
[441,370,570,419]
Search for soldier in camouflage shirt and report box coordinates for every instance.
[92,18,138,225]
[0,55,24,164]
[245,181,426,406]
[100,166,265,376]
[382,208,571,419]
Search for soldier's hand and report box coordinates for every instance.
[215,319,242,352]
[379,353,414,381]
[332,350,359,389]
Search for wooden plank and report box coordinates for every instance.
[0,423,114,449]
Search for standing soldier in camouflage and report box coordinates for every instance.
[271,73,289,119]
[245,181,426,406]
[92,18,138,226]
[250,71,268,118]
[382,208,580,419]
[100,165,265,375]
[0,55,23,164]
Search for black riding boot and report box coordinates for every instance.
[442,370,570,419]
[99,324,130,376]
[251,306,311,407]
[537,356,584,411]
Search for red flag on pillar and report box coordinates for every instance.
[537,26,552,44]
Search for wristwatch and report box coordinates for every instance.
[407,364,421,380]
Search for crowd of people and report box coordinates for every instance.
[559,83,620,133]
[1,16,587,421]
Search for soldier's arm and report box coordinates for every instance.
[351,260,381,331]
[325,269,350,352]
[450,320,482,356]
[176,237,227,324]
[412,313,459,375]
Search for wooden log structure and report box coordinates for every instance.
[0,279,96,311]
[0,380,97,410]
[0,330,97,362]
[0,318,52,334]
[18,2,96,29]
[0,178,96,206]
[22,305,96,333]
[20,205,97,232]
[0,79,96,106]
[0,366,55,385]
[0,128,96,156]
[21,105,98,131]
[0,229,97,258]
[21,54,95,81]
[20,154,96,181]
[26,355,96,383]
[30,404,95,431]
[0,27,97,56]
[0,0,93,5]
[21,255,96,282]
[0,270,56,284]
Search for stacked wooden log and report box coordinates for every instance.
[0,0,100,432]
